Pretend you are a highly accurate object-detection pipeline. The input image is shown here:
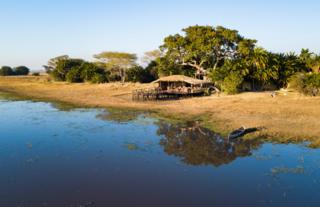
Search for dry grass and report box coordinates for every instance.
[1,75,320,146]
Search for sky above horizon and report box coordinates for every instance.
[0,0,320,70]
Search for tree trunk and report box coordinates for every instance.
[182,62,207,78]
[213,61,219,71]
[120,68,125,83]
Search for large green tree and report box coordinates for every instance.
[94,52,137,82]
[160,25,256,77]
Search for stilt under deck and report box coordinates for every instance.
[132,88,206,101]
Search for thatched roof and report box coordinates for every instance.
[153,75,211,85]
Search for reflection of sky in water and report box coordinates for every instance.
[0,94,320,207]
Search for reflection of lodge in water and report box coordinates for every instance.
[132,75,216,101]
[157,121,262,167]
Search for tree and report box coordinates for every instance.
[0,66,14,76]
[155,56,195,77]
[126,65,157,83]
[43,55,69,73]
[13,66,30,75]
[142,49,162,64]
[51,58,84,81]
[47,57,109,83]
[66,67,82,83]
[299,48,320,73]
[248,47,279,88]
[126,66,145,82]
[277,52,309,87]
[79,62,107,82]
[160,25,256,78]
[94,52,137,82]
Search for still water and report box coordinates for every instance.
[0,93,320,207]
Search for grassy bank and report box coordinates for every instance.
[1,75,320,146]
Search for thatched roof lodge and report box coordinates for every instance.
[153,75,212,88]
[133,75,216,101]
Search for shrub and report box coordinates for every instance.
[289,72,320,96]
[90,73,107,83]
[109,73,121,82]
[32,72,40,76]
[80,62,107,82]
[13,66,30,75]
[0,66,14,76]
[221,72,244,94]
[289,73,306,93]
[126,66,144,82]
[66,67,83,83]
[126,65,157,83]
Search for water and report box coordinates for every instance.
[0,93,320,207]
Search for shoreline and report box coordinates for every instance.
[1,76,320,147]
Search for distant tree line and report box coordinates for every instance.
[44,25,320,95]
[0,66,30,76]
[44,53,158,83]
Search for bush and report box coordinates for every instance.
[126,66,144,82]
[90,73,107,83]
[109,73,121,82]
[13,66,30,75]
[32,72,40,76]
[126,65,157,83]
[66,67,83,83]
[289,73,306,93]
[221,72,244,94]
[80,62,107,82]
[0,66,14,76]
[289,72,320,96]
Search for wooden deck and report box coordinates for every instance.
[132,87,207,101]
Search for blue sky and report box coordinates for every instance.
[0,0,320,69]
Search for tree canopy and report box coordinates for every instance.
[13,66,30,75]
[160,25,257,77]
[47,57,108,83]
[0,66,30,76]
[0,66,14,76]
[142,49,162,64]
[43,55,69,73]
[94,52,137,82]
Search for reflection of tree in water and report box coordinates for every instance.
[50,102,79,111]
[157,121,263,167]
[96,109,144,123]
